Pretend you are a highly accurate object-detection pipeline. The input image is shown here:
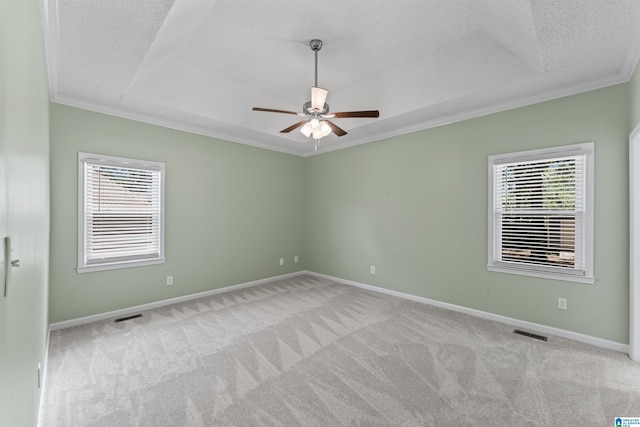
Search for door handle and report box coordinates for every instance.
[4,236,17,297]
[4,237,10,297]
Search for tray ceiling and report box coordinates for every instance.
[43,0,640,156]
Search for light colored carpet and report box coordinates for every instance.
[41,275,640,426]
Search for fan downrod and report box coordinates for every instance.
[310,39,323,90]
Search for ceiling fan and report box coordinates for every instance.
[252,39,380,150]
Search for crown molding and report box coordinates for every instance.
[621,12,640,81]
[51,66,629,160]
[310,71,631,157]
[51,95,307,157]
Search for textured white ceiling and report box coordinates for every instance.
[43,0,640,156]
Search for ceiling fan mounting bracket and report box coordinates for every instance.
[309,39,323,52]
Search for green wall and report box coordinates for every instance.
[0,0,51,425]
[49,105,305,322]
[48,57,639,346]
[50,83,633,345]
[306,84,630,344]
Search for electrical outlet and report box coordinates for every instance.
[166,276,173,286]
[558,297,567,310]
[370,265,376,274]
[279,258,284,266]
[294,255,299,263]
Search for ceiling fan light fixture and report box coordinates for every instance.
[300,122,312,137]
[311,87,328,112]
[320,121,331,137]
[301,118,331,140]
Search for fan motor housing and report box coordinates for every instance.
[303,101,329,115]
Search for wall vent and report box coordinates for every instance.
[513,329,548,341]
[114,313,143,323]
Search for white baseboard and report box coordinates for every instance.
[49,271,305,331]
[49,269,630,356]
[305,271,630,355]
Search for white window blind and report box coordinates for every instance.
[78,153,165,272]
[488,143,594,283]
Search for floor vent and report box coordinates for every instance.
[114,313,143,323]
[513,329,548,341]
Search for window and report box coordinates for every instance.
[488,143,594,284]
[78,152,165,273]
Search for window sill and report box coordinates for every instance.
[77,257,165,273]
[487,264,595,284]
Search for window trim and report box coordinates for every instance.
[77,152,165,273]
[487,142,595,284]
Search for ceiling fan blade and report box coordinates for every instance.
[326,120,348,137]
[252,107,299,115]
[280,120,308,133]
[311,87,328,111]
[332,110,380,118]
